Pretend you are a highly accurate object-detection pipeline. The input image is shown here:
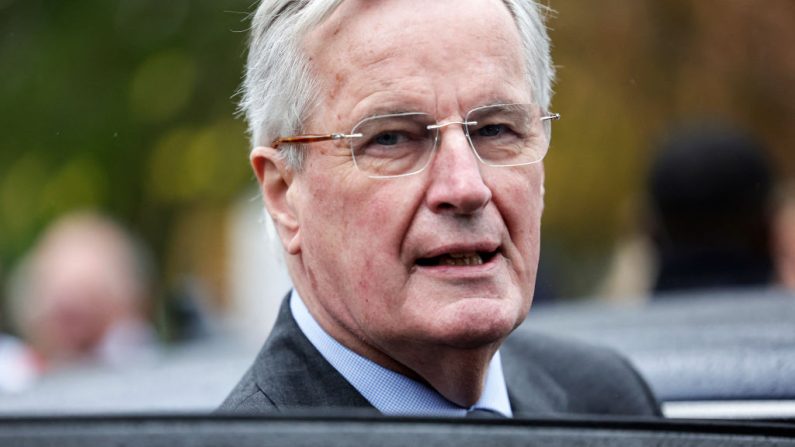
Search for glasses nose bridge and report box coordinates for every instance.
[427,119,476,132]
[426,119,478,154]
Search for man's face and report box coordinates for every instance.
[30,231,133,361]
[280,0,543,361]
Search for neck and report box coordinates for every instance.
[293,281,499,407]
[391,343,500,407]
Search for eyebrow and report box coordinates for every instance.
[476,97,522,108]
[355,107,426,123]
[352,97,524,125]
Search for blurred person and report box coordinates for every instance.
[8,212,158,370]
[774,183,795,290]
[220,0,660,417]
[647,124,776,294]
[599,229,656,302]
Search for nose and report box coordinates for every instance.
[424,125,492,215]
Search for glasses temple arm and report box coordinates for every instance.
[271,132,363,148]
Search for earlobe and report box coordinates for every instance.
[250,146,301,255]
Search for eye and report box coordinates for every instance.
[477,124,506,138]
[351,113,433,161]
[374,131,403,146]
[355,129,421,158]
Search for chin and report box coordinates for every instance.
[432,297,525,349]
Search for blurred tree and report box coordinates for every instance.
[0,0,252,334]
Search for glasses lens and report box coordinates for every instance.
[465,104,550,167]
[350,113,436,177]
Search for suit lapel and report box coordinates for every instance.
[501,333,569,416]
[252,294,374,410]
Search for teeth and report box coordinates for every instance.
[448,252,475,258]
[439,252,483,266]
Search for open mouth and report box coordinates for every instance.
[415,250,500,267]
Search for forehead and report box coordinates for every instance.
[303,0,528,117]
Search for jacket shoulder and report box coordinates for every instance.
[216,367,277,415]
[502,330,661,417]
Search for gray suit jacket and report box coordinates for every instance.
[219,297,661,417]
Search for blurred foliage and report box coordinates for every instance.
[0,0,793,326]
[0,0,252,333]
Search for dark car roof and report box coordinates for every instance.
[3,414,795,447]
[523,288,795,419]
[524,288,795,401]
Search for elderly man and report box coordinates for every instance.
[222,0,660,417]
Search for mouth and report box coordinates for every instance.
[415,249,500,267]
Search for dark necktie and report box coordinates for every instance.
[465,408,506,418]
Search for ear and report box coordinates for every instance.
[250,146,301,255]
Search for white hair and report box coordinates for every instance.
[241,0,555,170]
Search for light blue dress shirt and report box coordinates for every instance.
[290,290,513,417]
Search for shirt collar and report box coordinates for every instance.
[290,290,513,417]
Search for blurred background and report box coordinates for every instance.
[543,0,795,301]
[0,0,794,401]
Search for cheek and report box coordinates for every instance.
[490,168,544,276]
[499,170,543,229]
[302,175,419,294]
[344,194,409,286]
